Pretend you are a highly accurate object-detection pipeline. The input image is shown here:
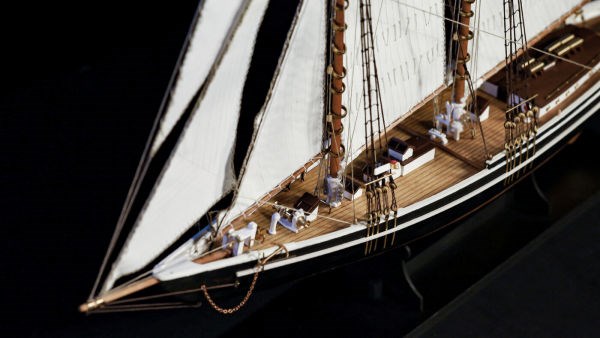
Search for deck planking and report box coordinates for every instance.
[225,27,600,254]
[230,85,487,251]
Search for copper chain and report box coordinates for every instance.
[200,268,261,315]
[200,245,288,314]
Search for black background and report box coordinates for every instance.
[2,0,198,334]
[2,1,600,337]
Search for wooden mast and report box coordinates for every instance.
[454,0,475,102]
[329,0,346,178]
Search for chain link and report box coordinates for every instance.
[200,267,261,315]
[200,245,288,314]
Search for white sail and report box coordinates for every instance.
[103,0,270,291]
[344,0,446,159]
[224,0,326,223]
[473,0,581,82]
[150,0,246,156]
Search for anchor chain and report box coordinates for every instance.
[200,245,288,314]
[200,269,259,315]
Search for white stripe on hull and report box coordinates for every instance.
[235,82,600,277]
[154,80,600,281]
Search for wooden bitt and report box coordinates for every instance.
[79,276,159,313]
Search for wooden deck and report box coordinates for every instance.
[222,25,600,254]
[228,84,507,251]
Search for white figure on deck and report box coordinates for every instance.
[269,208,307,235]
[326,176,343,208]
[434,98,467,141]
[222,222,258,256]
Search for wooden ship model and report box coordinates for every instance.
[80,0,600,314]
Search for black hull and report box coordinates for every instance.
[161,83,600,304]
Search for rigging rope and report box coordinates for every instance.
[503,0,537,184]
[359,0,400,255]
[391,0,595,72]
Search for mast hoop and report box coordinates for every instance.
[332,21,348,32]
[330,82,346,94]
[335,0,349,11]
[327,65,347,79]
[328,143,346,158]
[329,105,348,118]
[459,30,474,41]
[332,42,347,55]
[459,9,474,18]
[456,53,471,64]
[327,121,345,135]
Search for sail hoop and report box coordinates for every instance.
[333,22,348,32]
[327,65,347,79]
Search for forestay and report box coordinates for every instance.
[223,0,327,224]
[150,0,246,156]
[102,0,270,292]
[344,0,446,159]
[472,0,582,83]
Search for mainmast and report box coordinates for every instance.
[454,0,475,102]
[326,0,348,207]
[433,0,477,142]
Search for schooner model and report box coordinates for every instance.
[80,0,600,314]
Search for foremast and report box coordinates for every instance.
[326,0,348,207]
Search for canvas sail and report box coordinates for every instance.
[472,0,582,82]
[150,0,246,156]
[344,0,446,159]
[102,0,270,291]
[223,0,327,223]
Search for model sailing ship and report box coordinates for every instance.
[81,0,600,313]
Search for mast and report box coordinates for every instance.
[329,0,347,178]
[324,0,348,208]
[434,0,476,142]
[454,0,475,103]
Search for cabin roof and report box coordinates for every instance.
[294,192,319,213]
[388,137,410,154]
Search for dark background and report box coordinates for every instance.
[2,0,199,334]
[2,1,600,336]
